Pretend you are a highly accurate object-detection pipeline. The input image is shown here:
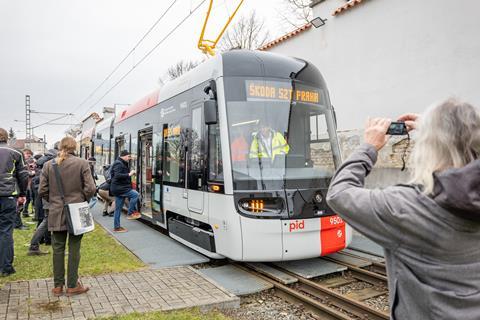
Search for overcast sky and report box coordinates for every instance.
[0,0,296,148]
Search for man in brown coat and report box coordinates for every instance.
[39,137,96,296]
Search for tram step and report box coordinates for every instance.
[168,218,216,253]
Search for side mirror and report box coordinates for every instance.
[204,100,218,125]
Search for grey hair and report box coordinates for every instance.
[410,98,480,194]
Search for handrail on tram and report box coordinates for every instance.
[198,0,245,56]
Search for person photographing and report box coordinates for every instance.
[326,98,480,319]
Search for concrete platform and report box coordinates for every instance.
[0,267,239,320]
[274,258,347,279]
[349,234,385,257]
[246,263,297,285]
[198,265,273,296]
[92,204,209,268]
[342,248,385,263]
[328,253,372,268]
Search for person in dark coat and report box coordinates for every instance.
[110,150,140,232]
[0,128,28,277]
[326,98,480,319]
[28,146,59,255]
[39,137,96,296]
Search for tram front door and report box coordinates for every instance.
[139,129,153,217]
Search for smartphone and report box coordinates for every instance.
[386,121,408,135]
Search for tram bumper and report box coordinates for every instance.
[240,215,351,261]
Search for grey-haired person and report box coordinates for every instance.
[326,98,480,319]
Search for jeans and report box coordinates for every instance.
[114,189,139,229]
[30,215,49,250]
[24,188,34,213]
[52,231,83,288]
[88,196,98,209]
[34,192,45,225]
[14,205,24,228]
[0,197,16,274]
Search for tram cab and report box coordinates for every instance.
[112,50,352,261]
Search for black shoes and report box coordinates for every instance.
[102,211,109,216]
[28,248,49,256]
[0,269,16,277]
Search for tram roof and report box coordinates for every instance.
[115,50,321,124]
[116,55,222,124]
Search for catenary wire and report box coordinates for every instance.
[78,0,207,120]
[71,0,179,115]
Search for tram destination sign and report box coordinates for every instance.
[245,80,321,104]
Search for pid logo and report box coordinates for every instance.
[289,220,305,232]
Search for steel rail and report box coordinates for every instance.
[237,263,389,320]
[233,263,350,320]
[338,251,387,276]
[322,257,388,287]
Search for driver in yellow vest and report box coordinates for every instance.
[249,123,290,161]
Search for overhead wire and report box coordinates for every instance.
[78,0,208,120]
[71,0,179,115]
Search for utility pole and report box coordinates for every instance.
[25,95,31,148]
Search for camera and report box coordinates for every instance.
[386,121,408,135]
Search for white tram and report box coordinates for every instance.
[99,50,352,261]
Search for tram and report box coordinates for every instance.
[98,50,352,261]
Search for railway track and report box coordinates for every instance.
[236,260,390,320]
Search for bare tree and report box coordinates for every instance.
[166,60,201,80]
[218,11,271,51]
[278,0,313,30]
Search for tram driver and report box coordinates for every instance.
[249,121,290,164]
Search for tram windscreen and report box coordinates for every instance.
[226,78,338,191]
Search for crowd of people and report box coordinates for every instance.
[1,97,479,317]
[0,130,140,297]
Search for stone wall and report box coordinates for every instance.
[310,130,414,188]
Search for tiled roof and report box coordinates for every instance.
[332,0,365,16]
[258,23,312,51]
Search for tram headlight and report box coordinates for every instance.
[314,192,323,203]
[238,198,284,214]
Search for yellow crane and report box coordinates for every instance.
[198,0,245,56]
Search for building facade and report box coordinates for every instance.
[260,0,479,184]
[261,0,480,131]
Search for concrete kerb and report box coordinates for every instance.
[188,266,240,308]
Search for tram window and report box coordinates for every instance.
[191,107,203,171]
[208,123,223,182]
[309,114,335,173]
[310,114,329,141]
[130,136,138,188]
[152,131,163,211]
[163,122,186,184]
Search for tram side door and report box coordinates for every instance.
[138,129,153,217]
[151,125,166,225]
[187,106,205,214]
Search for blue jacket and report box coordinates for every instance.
[110,157,132,196]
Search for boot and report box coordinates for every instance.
[66,281,89,297]
[52,286,64,297]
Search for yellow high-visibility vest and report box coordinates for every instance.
[249,131,289,160]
